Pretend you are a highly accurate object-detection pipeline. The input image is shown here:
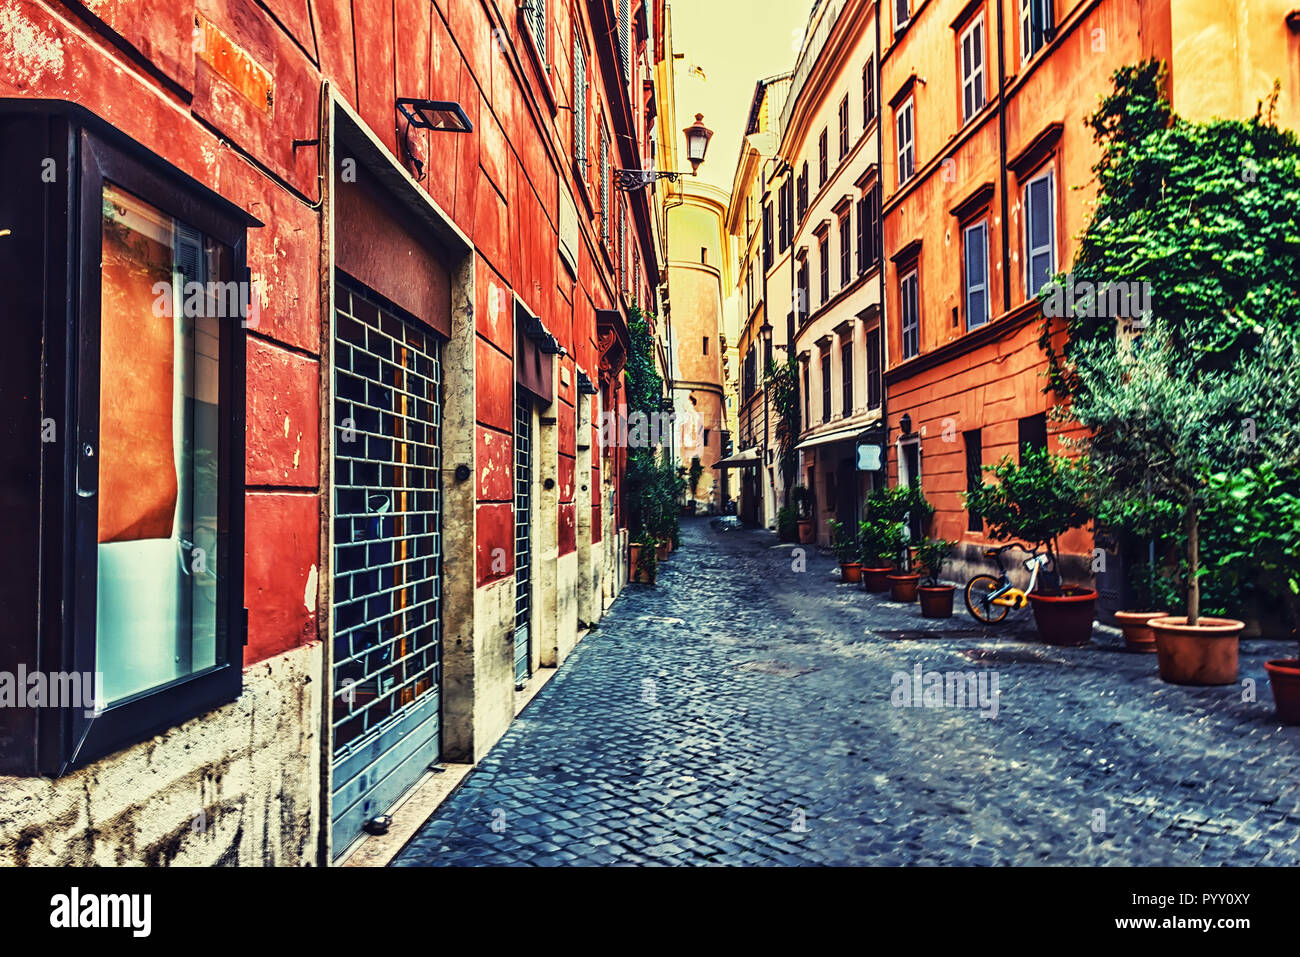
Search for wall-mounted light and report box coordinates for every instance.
[900,413,913,436]
[396,98,474,133]
[577,371,599,396]
[683,113,714,175]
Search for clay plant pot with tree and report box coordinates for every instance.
[963,449,1098,646]
[1036,62,1300,679]
[858,516,905,593]
[792,486,816,544]
[916,538,957,618]
[685,456,704,515]
[829,519,862,583]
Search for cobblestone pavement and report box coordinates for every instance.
[394,519,1300,866]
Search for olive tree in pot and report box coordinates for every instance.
[963,449,1097,646]
[1040,61,1300,682]
[916,539,956,618]
[867,485,933,601]
[1207,464,1300,722]
[828,519,862,583]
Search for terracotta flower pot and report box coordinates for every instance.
[797,520,815,544]
[628,544,657,585]
[840,562,862,584]
[1150,616,1243,686]
[656,542,670,561]
[1114,610,1167,653]
[1027,587,1098,646]
[887,573,920,603]
[918,585,955,618]
[861,565,892,593]
[1263,659,1300,724]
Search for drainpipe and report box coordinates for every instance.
[995,0,1012,312]
[876,2,888,494]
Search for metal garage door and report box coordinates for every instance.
[514,397,532,688]
[331,280,442,855]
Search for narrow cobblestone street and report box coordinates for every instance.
[395,519,1300,866]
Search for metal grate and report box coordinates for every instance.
[514,397,532,686]
[330,280,441,853]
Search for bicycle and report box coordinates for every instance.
[964,542,1060,625]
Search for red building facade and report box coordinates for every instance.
[0,0,659,864]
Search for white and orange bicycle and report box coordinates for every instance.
[964,542,1060,625]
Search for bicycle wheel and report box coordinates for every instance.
[965,575,1010,624]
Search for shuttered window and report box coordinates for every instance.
[618,0,630,79]
[524,0,546,62]
[573,31,587,174]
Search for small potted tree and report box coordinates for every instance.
[963,449,1097,646]
[686,456,703,515]
[917,539,956,618]
[829,519,862,583]
[859,516,904,593]
[792,486,816,544]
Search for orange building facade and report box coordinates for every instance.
[878,0,1299,588]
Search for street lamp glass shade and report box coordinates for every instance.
[683,113,714,174]
[900,413,913,435]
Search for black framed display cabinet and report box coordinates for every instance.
[0,100,259,776]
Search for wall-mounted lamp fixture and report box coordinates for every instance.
[614,113,713,191]
[577,371,599,395]
[396,98,474,133]
[900,413,913,436]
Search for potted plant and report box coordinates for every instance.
[829,519,862,583]
[1208,463,1300,721]
[629,538,658,584]
[792,486,816,544]
[858,516,904,593]
[686,456,703,515]
[916,538,956,618]
[1113,559,1173,653]
[776,505,798,543]
[963,448,1097,646]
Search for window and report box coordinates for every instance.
[524,0,547,62]
[965,429,983,531]
[1021,0,1054,61]
[1024,169,1056,298]
[895,0,911,32]
[900,269,920,359]
[858,183,880,275]
[762,200,774,271]
[797,162,809,222]
[779,178,793,250]
[701,246,709,265]
[1018,413,1048,459]
[703,428,711,447]
[802,363,811,424]
[573,31,587,174]
[841,338,854,416]
[963,219,990,329]
[797,260,810,321]
[617,0,631,78]
[863,57,876,129]
[960,16,986,123]
[703,336,709,355]
[821,350,832,423]
[866,326,882,409]
[818,128,829,185]
[786,310,795,350]
[1,112,250,774]
[818,231,830,303]
[838,96,850,159]
[896,99,915,186]
[839,211,852,286]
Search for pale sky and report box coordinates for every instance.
[669,0,815,193]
